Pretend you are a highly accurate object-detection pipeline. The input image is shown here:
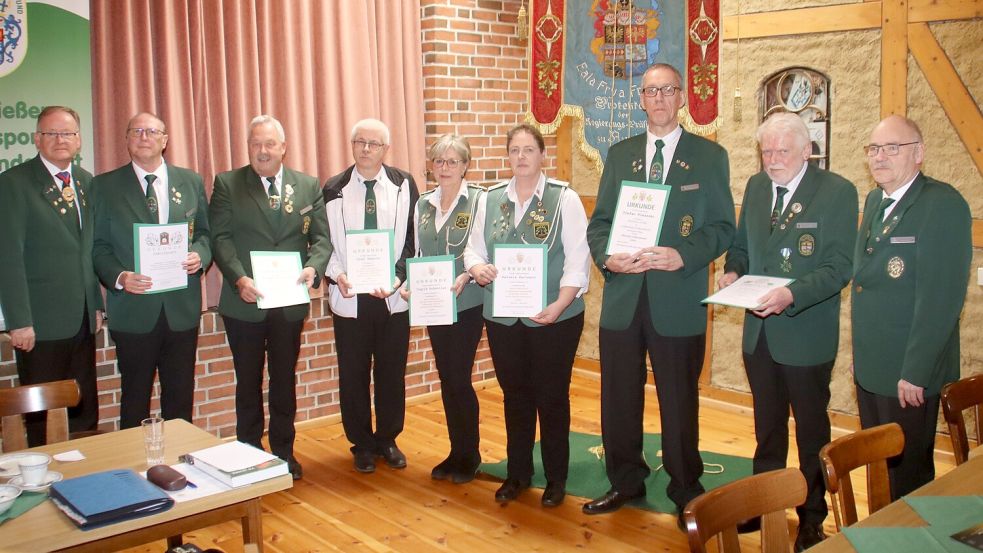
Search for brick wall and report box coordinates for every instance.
[0,0,531,439]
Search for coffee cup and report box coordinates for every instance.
[18,453,51,486]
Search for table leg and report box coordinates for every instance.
[241,498,263,553]
[166,534,183,549]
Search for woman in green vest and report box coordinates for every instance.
[463,124,591,507]
[402,134,486,484]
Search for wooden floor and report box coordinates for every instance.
[121,371,954,552]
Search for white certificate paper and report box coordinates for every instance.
[249,251,310,309]
[407,255,457,327]
[134,223,189,293]
[492,244,547,318]
[605,180,671,255]
[702,275,795,309]
[346,229,395,294]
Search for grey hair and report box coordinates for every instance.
[249,114,286,142]
[756,112,810,149]
[427,134,471,164]
[350,118,391,145]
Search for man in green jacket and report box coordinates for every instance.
[584,64,735,528]
[719,112,857,551]
[0,106,103,444]
[210,115,331,480]
[852,115,971,499]
[91,112,211,429]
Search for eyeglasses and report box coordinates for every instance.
[864,142,919,157]
[127,128,166,138]
[641,85,680,98]
[38,131,79,140]
[432,158,464,168]
[353,139,385,151]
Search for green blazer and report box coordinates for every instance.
[210,165,331,323]
[724,165,857,366]
[852,173,971,397]
[91,163,212,333]
[0,155,102,340]
[587,130,735,335]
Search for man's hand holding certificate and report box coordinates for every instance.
[492,244,546,318]
[134,223,190,293]
[703,275,795,311]
[406,255,457,326]
[605,181,671,256]
[249,251,311,309]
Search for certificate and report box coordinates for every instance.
[407,255,457,327]
[134,223,189,294]
[605,180,671,255]
[346,229,395,294]
[492,244,546,318]
[702,275,795,310]
[0,302,6,331]
[250,251,310,309]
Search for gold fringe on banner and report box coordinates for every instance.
[524,105,604,174]
[678,108,722,137]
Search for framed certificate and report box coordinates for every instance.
[492,244,547,318]
[345,229,395,294]
[407,255,457,327]
[605,180,671,255]
[249,251,311,309]
[134,222,189,294]
[702,275,795,310]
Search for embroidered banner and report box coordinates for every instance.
[527,0,720,171]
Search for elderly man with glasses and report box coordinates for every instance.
[852,115,971,500]
[323,119,420,474]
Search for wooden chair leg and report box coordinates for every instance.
[241,498,263,553]
[166,534,183,548]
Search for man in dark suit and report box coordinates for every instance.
[0,106,103,445]
[719,112,857,551]
[852,115,971,499]
[584,64,735,528]
[91,112,211,429]
[323,119,419,474]
[210,115,331,480]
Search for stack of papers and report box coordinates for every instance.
[185,441,287,488]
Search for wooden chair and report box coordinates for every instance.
[683,468,807,553]
[942,374,983,465]
[0,380,81,452]
[819,422,904,530]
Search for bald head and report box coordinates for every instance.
[867,115,925,194]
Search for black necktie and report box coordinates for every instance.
[649,139,665,184]
[867,197,896,248]
[770,186,788,232]
[145,174,159,223]
[267,176,282,224]
[364,179,377,230]
[57,171,80,233]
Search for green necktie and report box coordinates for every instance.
[649,139,665,184]
[145,174,159,223]
[867,196,896,248]
[267,176,282,225]
[57,171,80,233]
[770,186,788,232]
[364,179,377,230]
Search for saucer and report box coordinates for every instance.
[9,471,63,492]
[0,453,34,479]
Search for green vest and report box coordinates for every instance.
[416,184,485,312]
[482,179,585,326]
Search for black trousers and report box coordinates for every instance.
[856,383,940,500]
[335,295,410,454]
[485,313,583,483]
[112,308,198,429]
[744,330,832,524]
[426,305,484,464]
[224,309,304,461]
[598,289,705,510]
[15,314,98,446]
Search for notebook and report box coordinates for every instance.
[49,469,174,529]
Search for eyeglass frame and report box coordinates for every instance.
[640,85,681,98]
[38,131,80,140]
[127,128,167,138]
[431,158,465,168]
[863,141,920,157]
[352,139,386,151]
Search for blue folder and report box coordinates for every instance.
[49,469,174,529]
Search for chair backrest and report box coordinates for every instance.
[683,468,807,553]
[0,380,81,452]
[942,374,983,466]
[819,422,904,530]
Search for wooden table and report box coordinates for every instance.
[0,419,292,552]
[810,454,983,552]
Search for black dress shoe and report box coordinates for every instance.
[379,445,407,469]
[431,456,455,480]
[541,481,566,507]
[354,450,376,473]
[582,489,645,515]
[677,511,688,532]
[736,516,761,534]
[450,458,481,484]
[288,456,303,480]
[494,478,530,502]
[794,521,826,552]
